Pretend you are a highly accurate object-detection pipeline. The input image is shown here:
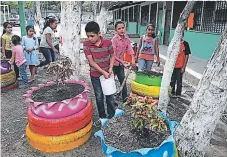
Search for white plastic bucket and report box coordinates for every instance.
[100,74,117,95]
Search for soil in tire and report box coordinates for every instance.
[103,114,170,152]
[31,83,85,103]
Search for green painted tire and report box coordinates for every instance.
[135,73,162,86]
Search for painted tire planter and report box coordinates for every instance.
[23,80,90,119]
[1,80,18,92]
[27,100,93,135]
[135,73,162,86]
[131,81,160,98]
[95,109,179,157]
[26,120,93,153]
[1,59,12,74]
[1,70,16,88]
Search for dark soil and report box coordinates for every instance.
[31,83,85,103]
[103,114,170,152]
[136,70,163,77]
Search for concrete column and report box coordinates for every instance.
[18,1,26,36]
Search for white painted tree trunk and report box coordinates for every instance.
[174,25,227,157]
[36,1,41,21]
[60,1,82,80]
[98,7,108,34]
[92,1,97,21]
[158,1,196,113]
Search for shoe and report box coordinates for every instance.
[17,77,23,81]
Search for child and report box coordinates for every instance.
[83,21,116,119]
[137,24,160,71]
[22,25,39,82]
[1,22,20,79]
[9,35,29,88]
[170,32,191,96]
[111,21,136,102]
[38,18,58,68]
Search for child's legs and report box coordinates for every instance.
[170,69,177,94]
[138,58,146,71]
[18,63,29,85]
[113,65,127,101]
[176,68,183,95]
[39,48,52,67]
[5,50,20,78]
[106,94,116,119]
[50,49,56,62]
[29,65,36,79]
[145,60,154,71]
[91,76,106,118]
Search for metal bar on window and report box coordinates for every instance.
[201,1,204,31]
[170,1,174,29]
[148,4,151,24]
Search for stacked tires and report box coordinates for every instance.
[1,59,18,92]
[24,80,93,153]
[131,72,162,98]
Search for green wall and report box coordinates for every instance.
[139,26,147,36]
[127,22,138,34]
[169,29,221,60]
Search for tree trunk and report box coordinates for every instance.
[97,7,108,34]
[92,1,97,21]
[174,25,227,157]
[157,1,196,113]
[36,1,41,21]
[60,1,82,80]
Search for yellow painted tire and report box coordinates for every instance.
[26,120,92,153]
[0,70,16,88]
[131,80,160,98]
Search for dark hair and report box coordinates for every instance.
[114,21,125,29]
[11,35,21,46]
[2,22,11,37]
[43,18,57,31]
[26,25,34,33]
[85,21,100,34]
[146,24,156,38]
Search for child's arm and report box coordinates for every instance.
[155,38,160,66]
[108,43,115,74]
[126,40,136,66]
[1,37,6,57]
[9,49,16,65]
[181,41,191,73]
[137,36,143,54]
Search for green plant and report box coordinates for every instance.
[127,98,168,132]
[47,56,74,85]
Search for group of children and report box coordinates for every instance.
[83,21,190,119]
[1,19,190,119]
[1,18,58,88]
[2,22,39,88]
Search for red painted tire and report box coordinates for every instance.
[1,81,18,92]
[27,100,93,136]
[24,80,91,119]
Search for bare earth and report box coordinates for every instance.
[1,52,227,157]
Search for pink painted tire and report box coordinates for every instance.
[23,80,90,119]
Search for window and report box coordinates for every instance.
[193,1,203,31]
[150,3,157,26]
[134,5,139,22]
[141,5,149,26]
[129,7,133,22]
[125,8,128,22]
[201,1,215,32]
[118,9,121,19]
[172,1,187,28]
[213,1,227,33]
[122,9,125,21]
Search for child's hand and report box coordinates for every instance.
[103,71,110,79]
[8,59,13,65]
[108,68,113,75]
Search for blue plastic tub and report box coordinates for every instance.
[94,109,179,157]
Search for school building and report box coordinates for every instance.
[109,1,227,61]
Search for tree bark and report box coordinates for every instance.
[36,1,41,21]
[174,25,227,157]
[92,1,97,21]
[98,7,108,34]
[158,1,196,113]
[60,1,82,80]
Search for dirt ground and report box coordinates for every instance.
[1,53,227,157]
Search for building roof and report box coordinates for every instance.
[108,1,144,11]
